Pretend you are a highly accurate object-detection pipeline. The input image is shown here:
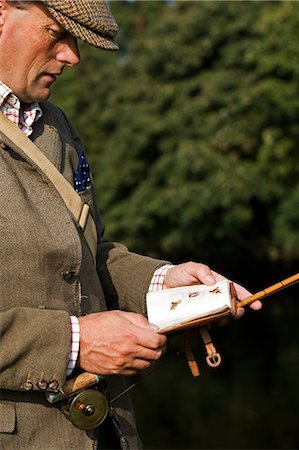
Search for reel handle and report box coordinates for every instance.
[46,372,103,403]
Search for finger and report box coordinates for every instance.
[123,358,154,374]
[232,283,252,300]
[116,349,164,375]
[211,270,227,282]
[249,300,262,310]
[136,330,167,350]
[134,345,164,362]
[102,344,164,375]
[233,306,245,319]
[231,284,263,310]
[192,263,216,285]
[132,359,152,371]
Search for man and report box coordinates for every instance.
[0,1,261,449]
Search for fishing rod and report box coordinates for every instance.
[46,272,299,430]
[237,273,299,307]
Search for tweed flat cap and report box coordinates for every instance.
[43,0,119,50]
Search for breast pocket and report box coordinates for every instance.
[74,150,92,194]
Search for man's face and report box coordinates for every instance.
[0,1,80,102]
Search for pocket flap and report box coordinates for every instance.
[0,403,16,433]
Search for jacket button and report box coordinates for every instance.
[37,379,48,390]
[48,379,59,391]
[23,380,33,391]
[61,270,77,282]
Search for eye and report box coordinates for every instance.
[48,27,66,40]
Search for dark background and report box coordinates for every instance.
[52,1,299,448]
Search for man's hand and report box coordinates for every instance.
[78,311,167,376]
[163,262,262,318]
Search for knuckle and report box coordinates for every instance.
[156,336,167,348]
[155,334,166,345]
[197,262,207,270]
[114,357,124,370]
[151,339,161,350]
[186,261,196,268]
[118,339,134,356]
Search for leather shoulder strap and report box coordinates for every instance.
[0,112,97,264]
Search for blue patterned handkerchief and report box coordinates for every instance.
[74,150,92,193]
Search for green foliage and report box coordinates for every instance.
[51,2,299,449]
[52,0,299,269]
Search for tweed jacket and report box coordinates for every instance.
[0,102,167,449]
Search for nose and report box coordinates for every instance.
[56,35,81,67]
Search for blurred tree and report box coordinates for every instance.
[51,2,299,449]
[52,0,299,275]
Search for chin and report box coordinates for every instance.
[35,89,52,102]
[25,86,52,103]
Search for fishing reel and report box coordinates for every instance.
[61,389,108,430]
[46,373,109,430]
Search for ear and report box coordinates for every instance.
[0,0,8,29]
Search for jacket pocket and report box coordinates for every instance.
[0,403,16,433]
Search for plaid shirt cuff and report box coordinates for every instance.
[148,264,174,292]
[67,316,80,376]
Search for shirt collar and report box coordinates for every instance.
[0,80,42,136]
